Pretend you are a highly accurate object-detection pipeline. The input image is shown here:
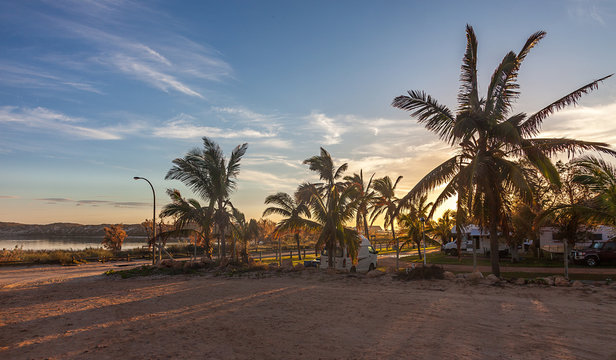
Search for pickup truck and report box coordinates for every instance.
[570,240,616,266]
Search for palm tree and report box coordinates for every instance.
[572,156,616,224]
[433,209,454,245]
[397,194,433,259]
[263,191,313,262]
[301,148,360,268]
[344,170,376,242]
[370,175,403,270]
[393,25,615,276]
[160,189,213,259]
[230,208,260,263]
[165,137,248,259]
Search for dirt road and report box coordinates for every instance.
[1,264,616,359]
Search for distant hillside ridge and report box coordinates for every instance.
[0,222,147,238]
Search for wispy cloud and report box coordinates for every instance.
[41,7,232,99]
[239,169,302,192]
[305,112,349,145]
[0,63,103,94]
[0,106,125,140]
[0,195,20,199]
[152,113,277,139]
[541,102,616,146]
[567,0,607,25]
[36,197,150,208]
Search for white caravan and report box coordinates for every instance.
[320,235,378,272]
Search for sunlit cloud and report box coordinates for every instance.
[0,106,123,140]
[306,112,348,145]
[540,102,616,146]
[239,169,301,192]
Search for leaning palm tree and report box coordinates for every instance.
[370,175,403,270]
[160,189,213,259]
[344,170,376,242]
[393,25,615,276]
[263,191,314,262]
[300,148,360,268]
[166,137,248,259]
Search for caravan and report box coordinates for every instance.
[320,235,378,272]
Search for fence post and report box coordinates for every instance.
[290,251,292,260]
[259,251,262,262]
[303,249,306,259]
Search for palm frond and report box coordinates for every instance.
[392,90,456,143]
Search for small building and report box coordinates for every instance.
[538,225,616,253]
[451,225,508,255]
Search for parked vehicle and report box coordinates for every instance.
[319,235,378,272]
[570,239,616,266]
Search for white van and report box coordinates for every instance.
[320,235,378,272]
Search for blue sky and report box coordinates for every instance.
[1,0,615,224]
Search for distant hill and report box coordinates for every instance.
[0,222,147,238]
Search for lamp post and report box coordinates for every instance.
[420,217,426,266]
[134,176,156,264]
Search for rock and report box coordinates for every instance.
[514,278,526,285]
[572,280,584,288]
[268,263,278,270]
[160,259,174,268]
[486,274,500,283]
[554,276,570,287]
[456,273,465,279]
[443,271,456,280]
[366,269,385,278]
[541,277,555,286]
[281,259,294,270]
[466,272,484,281]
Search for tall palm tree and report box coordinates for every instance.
[263,191,314,262]
[160,189,213,259]
[393,25,615,276]
[370,175,403,270]
[165,137,248,259]
[301,148,360,268]
[344,170,376,242]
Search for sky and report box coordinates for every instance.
[1,0,615,225]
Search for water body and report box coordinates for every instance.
[0,236,184,251]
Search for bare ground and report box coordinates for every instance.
[1,263,616,360]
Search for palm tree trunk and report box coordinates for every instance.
[489,216,500,277]
[363,215,370,242]
[416,240,422,259]
[295,232,302,260]
[391,223,398,270]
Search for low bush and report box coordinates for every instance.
[395,265,445,281]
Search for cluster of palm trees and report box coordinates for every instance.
[392,25,614,276]
[262,148,454,270]
[161,137,256,262]
[156,25,614,277]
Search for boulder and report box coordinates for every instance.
[366,269,385,278]
[268,263,279,270]
[466,272,484,281]
[541,277,555,286]
[443,271,456,280]
[456,273,466,279]
[486,274,500,283]
[554,276,570,287]
[514,278,526,286]
[572,280,584,288]
[281,259,294,270]
[160,259,174,268]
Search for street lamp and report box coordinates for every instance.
[420,217,427,266]
[134,176,156,264]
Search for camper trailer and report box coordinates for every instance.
[320,235,378,272]
[448,225,509,256]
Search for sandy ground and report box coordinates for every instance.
[1,264,616,360]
